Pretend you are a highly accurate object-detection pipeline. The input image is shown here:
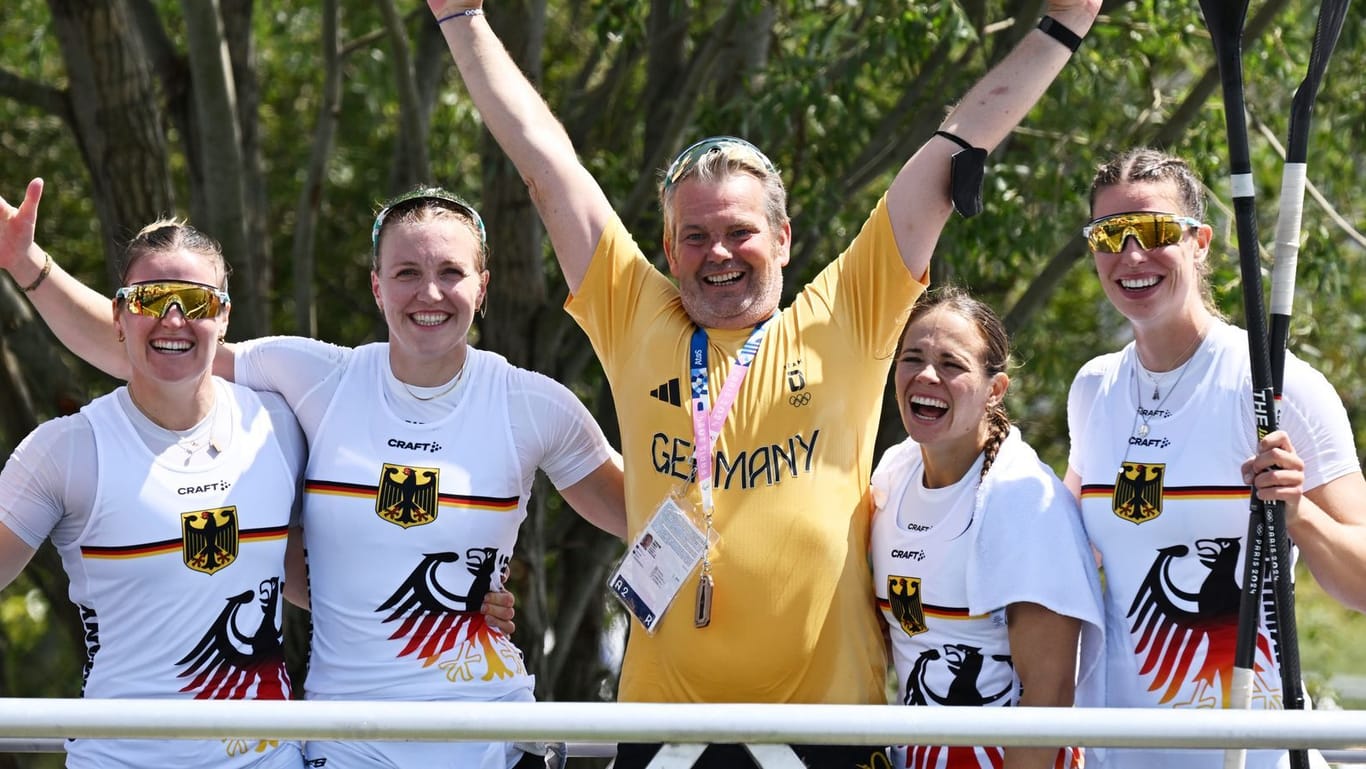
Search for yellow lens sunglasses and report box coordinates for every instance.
[115,281,231,320]
[1082,212,1203,253]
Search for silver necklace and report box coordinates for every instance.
[400,358,468,402]
[1135,329,1206,400]
[1131,334,1203,438]
[1139,365,1183,401]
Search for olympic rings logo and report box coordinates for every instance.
[788,392,812,407]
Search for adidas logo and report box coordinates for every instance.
[649,378,681,406]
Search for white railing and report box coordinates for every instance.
[1,699,1365,752]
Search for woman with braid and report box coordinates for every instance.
[870,286,1102,769]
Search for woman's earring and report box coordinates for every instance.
[117,330,125,343]
[479,301,487,319]
[217,335,226,345]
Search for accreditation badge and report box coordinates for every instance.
[607,489,712,634]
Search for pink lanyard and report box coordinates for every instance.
[688,320,771,513]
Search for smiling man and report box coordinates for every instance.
[430,1,1100,767]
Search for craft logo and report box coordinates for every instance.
[1112,461,1164,524]
[182,506,239,574]
[887,575,927,637]
[376,463,440,528]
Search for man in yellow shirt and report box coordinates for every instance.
[429,1,1099,766]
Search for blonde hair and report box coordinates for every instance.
[659,141,788,250]
[121,218,230,289]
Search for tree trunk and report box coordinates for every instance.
[179,0,260,337]
[291,0,344,338]
[380,0,432,192]
[48,0,173,288]
[222,0,273,332]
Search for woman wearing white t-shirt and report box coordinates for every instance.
[0,220,307,769]
[0,180,626,769]
[1067,148,1366,768]
[871,286,1102,769]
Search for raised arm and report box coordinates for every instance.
[886,0,1100,279]
[1,179,241,381]
[428,2,615,293]
[1,179,131,378]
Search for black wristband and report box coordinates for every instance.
[933,130,972,151]
[1037,15,1083,53]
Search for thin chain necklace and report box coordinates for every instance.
[400,357,468,402]
[1130,330,1205,438]
[1139,365,1183,401]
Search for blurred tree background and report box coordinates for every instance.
[1,0,1364,765]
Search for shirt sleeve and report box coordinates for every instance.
[0,415,98,549]
[508,368,613,491]
[257,391,308,527]
[234,335,351,440]
[1280,354,1361,491]
[794,194,923,361]
[564,213,686,377]
[1066,356,1107,476]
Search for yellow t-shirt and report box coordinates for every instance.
[566,195,923,704]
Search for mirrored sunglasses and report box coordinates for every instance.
[1082,212,1203,254]
[115,281,231,320]
[662,136,778,191]
[371,188,487,257]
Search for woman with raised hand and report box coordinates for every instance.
[0,179,626,769]
[1066,147,1366,768]
[873,286,1102,769]
[0,220,307,769]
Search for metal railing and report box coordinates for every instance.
[2,700,1365,765]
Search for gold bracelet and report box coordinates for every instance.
[21,251,52,293]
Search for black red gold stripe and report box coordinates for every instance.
[305,479,518,512]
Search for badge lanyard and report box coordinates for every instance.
[688,319,770,626]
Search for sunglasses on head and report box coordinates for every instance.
[662,136,778,191]
[1082,211,1203,254]
[115,281,231,320]
[371,188,487,257]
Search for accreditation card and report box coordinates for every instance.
[607,493,708,634]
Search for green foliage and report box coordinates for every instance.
[1,4,1365,754]
[1297,564,1366,709]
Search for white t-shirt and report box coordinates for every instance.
[234,336,609,493]
[234,337,611,704]
[872,429,1100,769]
[0,380,305,769]
[0,384,303,549]
[1068,320,1356,769]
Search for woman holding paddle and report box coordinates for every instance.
[1064,147,1366,769]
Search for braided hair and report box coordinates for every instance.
[902,285,1012,480]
